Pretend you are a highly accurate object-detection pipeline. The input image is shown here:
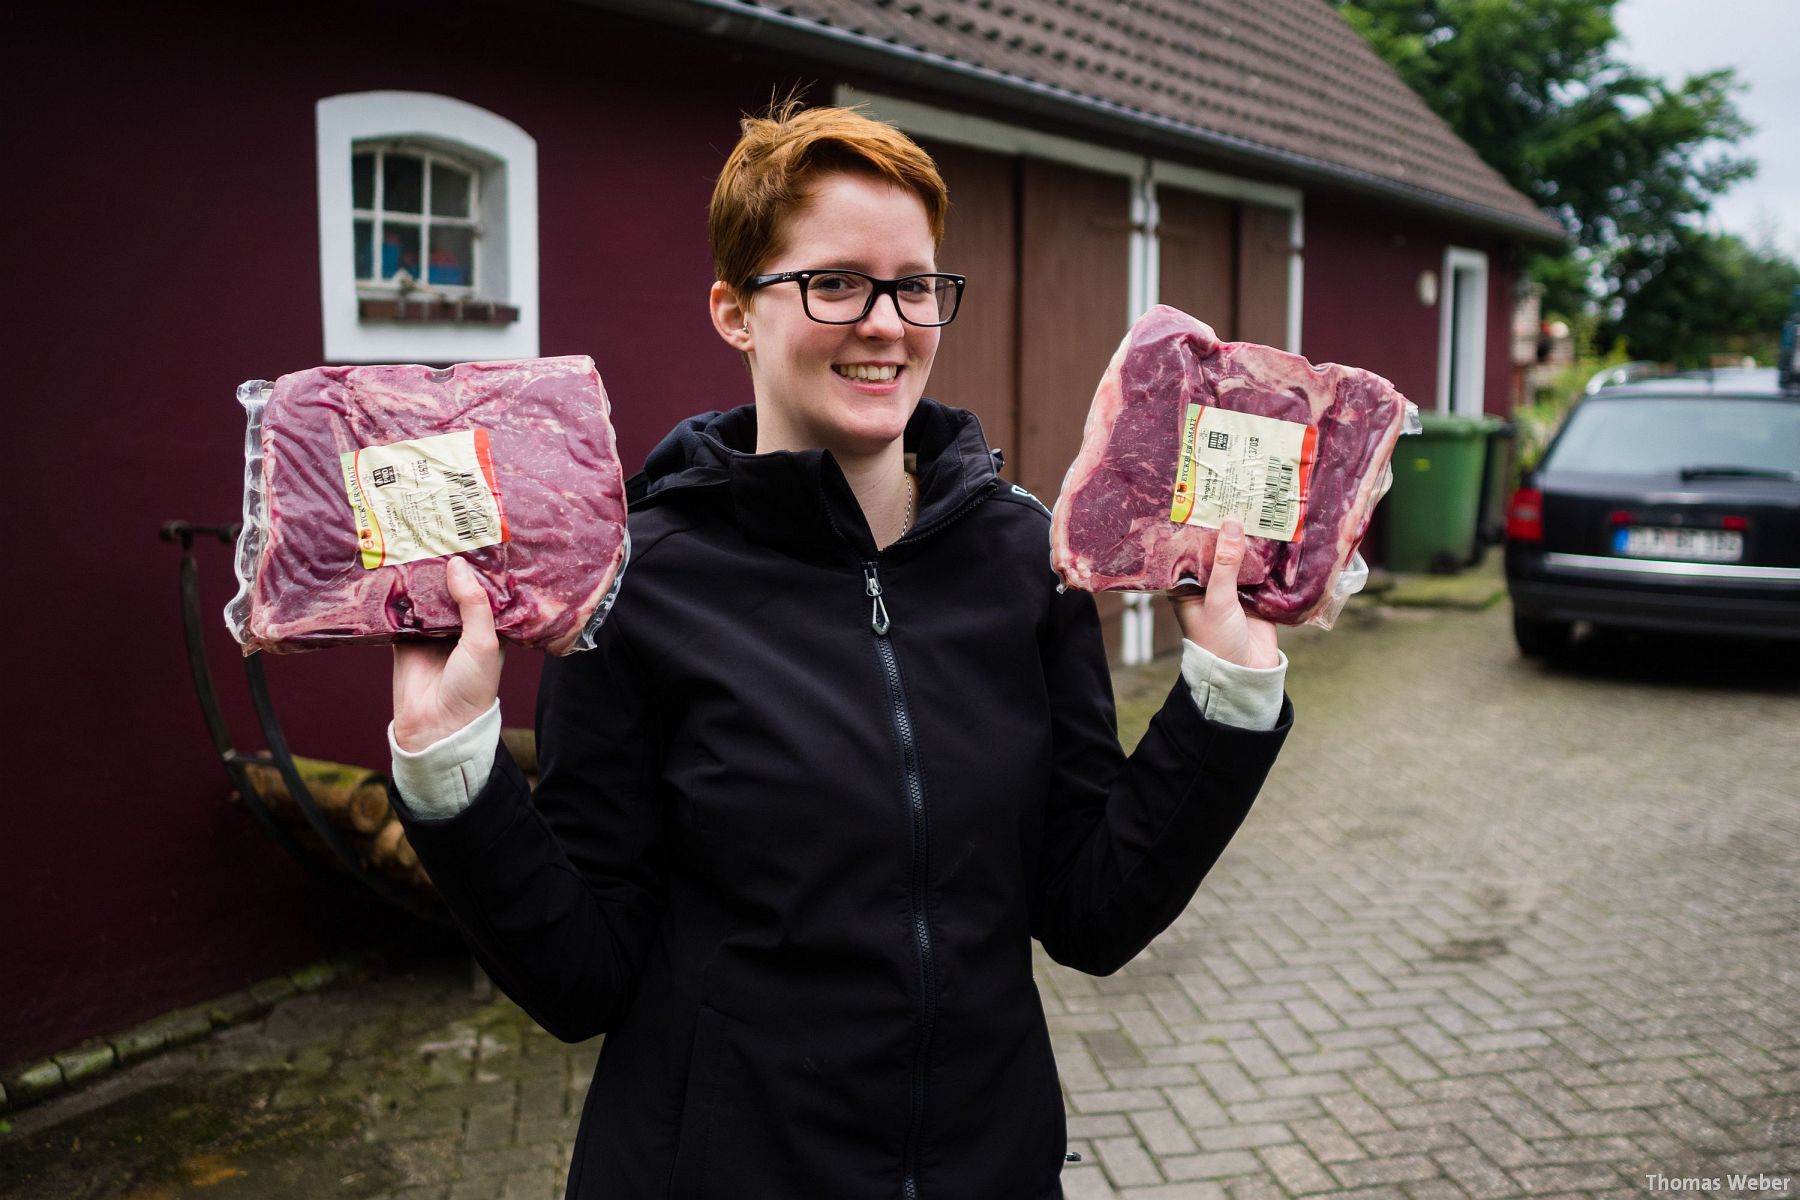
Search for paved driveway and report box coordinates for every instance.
[1051,604,1799,1199]
[3,602,1795,1199]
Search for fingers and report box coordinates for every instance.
[1206,517,1247,615]
[445,556,497,649]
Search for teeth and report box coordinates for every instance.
[835,364,898,382]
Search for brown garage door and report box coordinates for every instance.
[918,139,1019,465]
[1149,190,1293,656]
[1019,158,1132,652]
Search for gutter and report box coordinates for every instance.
[575,0,1566,246]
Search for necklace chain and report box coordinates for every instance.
[901,471,915,536]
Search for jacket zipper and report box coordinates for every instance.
[863,561,933,1200]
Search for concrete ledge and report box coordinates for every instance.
[0,951,369,1116]
[52,1042,115,1086]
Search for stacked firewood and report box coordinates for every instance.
[228,729,538,898]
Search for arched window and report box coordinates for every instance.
[316,92,539,362]
[352,141,483,291]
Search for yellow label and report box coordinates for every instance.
[340,429,509,569]
[1170,404,1318,542]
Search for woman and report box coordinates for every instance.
[390,104,1291,1199]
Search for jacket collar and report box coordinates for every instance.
[627,398,998,556]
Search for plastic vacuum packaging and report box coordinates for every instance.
[1050,305,1418,629]
[226,355,629,656]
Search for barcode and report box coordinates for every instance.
[445,470,491,541]
[1257,461,1296,532]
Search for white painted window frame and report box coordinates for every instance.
[839,86,1304,664]
[353,141,482,295]
[317,91,539,363]
[1438,246,1489,416]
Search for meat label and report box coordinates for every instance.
[340,429,511,568]
[1170,404,1317,541]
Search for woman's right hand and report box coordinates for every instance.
[392,556,504,752]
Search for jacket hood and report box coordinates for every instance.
[626,398,1000,556]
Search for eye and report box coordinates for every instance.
[895,277,934,299]
[809,272,860,297]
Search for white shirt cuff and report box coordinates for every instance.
[387,700,503,821]
[1180,640,1287,732]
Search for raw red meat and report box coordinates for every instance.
[1050,306,1411,625]
[227,356,627,656]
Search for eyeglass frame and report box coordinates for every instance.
[742,269,967,327]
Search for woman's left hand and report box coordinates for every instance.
[1167,517,1281,669]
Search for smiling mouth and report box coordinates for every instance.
[833,364,900,382]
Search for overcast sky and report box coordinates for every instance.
[1612,0,1800,259]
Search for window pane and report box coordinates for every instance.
[426,225,474,286]
[380,222,422,280]
[354,218,373,280]
[352,152,375,210]
[430,163,471,217]
[1547,397,1800,476]
[383,154,424,213]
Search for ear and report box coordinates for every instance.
[709,281,754,352]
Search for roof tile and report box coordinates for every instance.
[704,0,1556,235]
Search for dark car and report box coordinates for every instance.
[1504,368,1800,656]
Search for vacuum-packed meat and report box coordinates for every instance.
[227,355,627,655]
[1051,306,1413,626]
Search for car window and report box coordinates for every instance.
[1546,397,1800,475]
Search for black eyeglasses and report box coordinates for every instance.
[744,269,965,327]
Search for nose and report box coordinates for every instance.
[857,288,906,339]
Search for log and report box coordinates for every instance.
[242,755,391,835]
[370,819,407,871]
[500,726,537,775]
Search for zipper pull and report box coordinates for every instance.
[863,563,891,636]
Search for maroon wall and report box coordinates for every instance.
[1301,196,1520,565]
[6,0,1537,1064]
[5,1,771,1063]
[1303,196,1515,414]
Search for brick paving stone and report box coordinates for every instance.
[1330,1153,1442,1188]
[1291,1115,1369,1163]
[1128,1109,1200,1157]
[1459,1119,1540,1168]
[1360,1125,1467,1157]
[1261,1072,1354,1100]
[1070,1114,1138,1138]
[1508,1164,1624,1192]
[1256,1143,1338,1194]
[1190,1123,1299,1152]
[1321,1088,1399,1135]
[1073,1088,1176,1114]
[1119,1185,1230,1200]
[1159,1150,1263,1181]
[1197,1063,1264,1105]
[1225,1097,1321,1124]
[1223,1177,1283,1200]
[1166,1084,1231,1130]
[1096,1135,1165,1187]
[1430,1147,1520,1200]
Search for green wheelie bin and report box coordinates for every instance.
[1384,413,1498,573]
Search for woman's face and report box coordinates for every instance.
[721,172,942,460]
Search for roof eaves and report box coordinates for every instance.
[581,0,1565,244]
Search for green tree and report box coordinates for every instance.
[1335,0,1755,319]
[1602,228,1800,366]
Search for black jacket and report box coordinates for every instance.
[400,398,1292,1199]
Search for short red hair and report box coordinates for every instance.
[709,101,949,293]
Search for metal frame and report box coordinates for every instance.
[161,520,447,925]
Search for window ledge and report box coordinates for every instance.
[357,296,520,325]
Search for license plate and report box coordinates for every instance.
[1612,526,1743,562]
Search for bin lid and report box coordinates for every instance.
[1415,412,1494,438]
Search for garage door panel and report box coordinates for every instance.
[920,139,1019,463]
